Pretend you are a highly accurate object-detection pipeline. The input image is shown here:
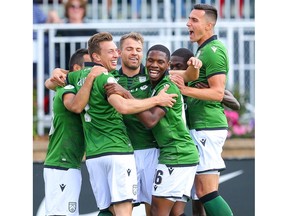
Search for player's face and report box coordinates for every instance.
[98,41,119,71]
[120,38,143,70]
[186,9,209,45]
[146,50,169,85]
[170,56,187,70]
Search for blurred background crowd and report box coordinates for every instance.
[33,0,255,139]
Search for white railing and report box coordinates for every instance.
[33,20,255,135]
[39,0,255,22]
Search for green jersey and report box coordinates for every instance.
[67,64,133,159]
[44,85,85,169]
[111,64,158,150]
[140,74,199,166]
[186,35,229,130]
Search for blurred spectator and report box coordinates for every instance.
[33,2,62,115]
[55,0,99,69]
[33,1,62,81]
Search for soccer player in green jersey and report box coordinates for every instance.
[43,48,102,216]
[132,44,201,216]
[110,32,159,216]
[170,4,234,216]
[170,48,239,216]
[64,32,178,216]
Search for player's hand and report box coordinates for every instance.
[170,74,185,88]
[50,68,67,86]
[89,65,107,79]
[187,57,202,69]
[156,84,178,108]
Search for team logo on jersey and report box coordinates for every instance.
[60,184,66,191]
[211,46,217,53]
[132,184,137,195]
[64,84,75,90]
[68,202,77,213]
[107,77,117,83]
[139,76,147,83]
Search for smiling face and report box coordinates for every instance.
[66,0,86,23]
[95,40,119,71]
[145,50,170,86]
[120,38,143,72]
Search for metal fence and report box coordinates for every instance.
[33,20,255,136]
[38,0,255,21]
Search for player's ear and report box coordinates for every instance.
[73,64,82,71]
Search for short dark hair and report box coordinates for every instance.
[194,4,218,22]
[69,48,88,71]
[171,48,194,66]
[147,44,171,61]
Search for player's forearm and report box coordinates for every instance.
[170,67,199,83]
[181,86,224,101]
[68,74,95,113]
[109,95,161,115]
[136,109,160,129]
[45,78,58,91]
[222,95,240,110]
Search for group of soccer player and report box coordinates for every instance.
[43,3,239,216]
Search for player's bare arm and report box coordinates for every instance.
[195,82,240,110]
[45,68,68,91]
[63,66,107,113]
[169,57,202,82]
[136,106,166,129]
[104,83,134,99]
[107,85,177,115]
[171,74,226,101]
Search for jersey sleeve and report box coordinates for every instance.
[56,85,77,102]
[204,45,229,78]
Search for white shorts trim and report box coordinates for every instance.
[43,168,82,216]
